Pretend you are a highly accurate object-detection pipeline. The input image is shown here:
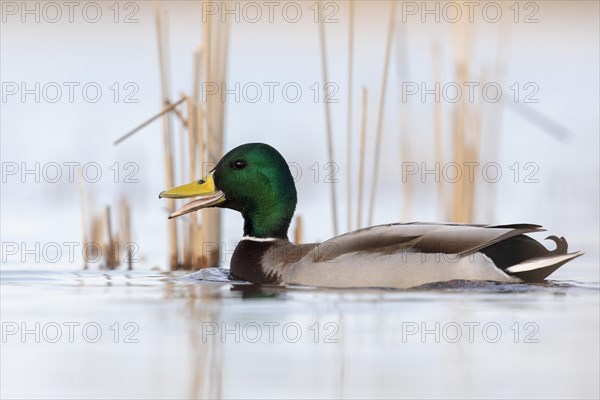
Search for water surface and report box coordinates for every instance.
[1,265,598,399]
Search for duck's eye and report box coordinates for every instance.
[198,179,205,184]
[232,160,247,170]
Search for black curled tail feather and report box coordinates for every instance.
[546,235,568,255]
[481,234,582,282]
[479,234,559,270]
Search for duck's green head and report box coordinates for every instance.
[159,143,297,239]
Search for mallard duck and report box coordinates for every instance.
[159,143,582,288]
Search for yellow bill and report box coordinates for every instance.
[159,173,226,219]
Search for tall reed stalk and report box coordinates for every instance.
[155,4,178,269]
[368,1,395,226]
[346,0,354,232]
[318,0,339,236]
[357,87,368,230]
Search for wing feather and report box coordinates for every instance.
[310,222,546,262]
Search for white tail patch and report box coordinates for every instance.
[506,252,584,273]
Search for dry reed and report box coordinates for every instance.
[357,87,368,230]
[368,1,396,226]
[346,0,354,232]
[318,0,339,236]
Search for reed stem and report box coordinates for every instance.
[357,87,368,230]
[294,216,304,244]
[432,42,444,220]
[368,1,395,226]
[77,165,88,270]
[113,97,186,145]
[155,4,179,268]
[346,0,354,232]
[318,0,339,236]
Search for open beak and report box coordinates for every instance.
[159,173,226,219]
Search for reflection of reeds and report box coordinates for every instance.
[178,285,223,399]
